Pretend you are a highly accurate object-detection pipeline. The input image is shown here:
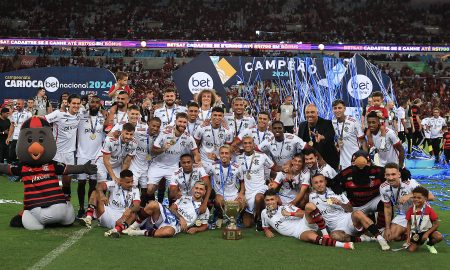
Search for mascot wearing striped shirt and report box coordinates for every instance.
[0,117,97,230]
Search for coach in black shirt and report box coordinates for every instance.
[0,107,11,163]
[298,104,339,169]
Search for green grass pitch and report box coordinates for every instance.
[0,176,448,270]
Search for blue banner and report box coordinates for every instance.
[0,67,116,101]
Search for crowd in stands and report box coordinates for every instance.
[0,0,449,44]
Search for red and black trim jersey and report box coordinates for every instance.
[330,166,385,207]
[410,105,420,129]
[9,161,67,210]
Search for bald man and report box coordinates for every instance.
[297,104,339,170]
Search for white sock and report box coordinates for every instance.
[335,241,345,248]
[376,235,385,241]
[130,221,140,229]
[321,229,329,236]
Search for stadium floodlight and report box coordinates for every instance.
[140,41,147,47]
[255,31,261,35]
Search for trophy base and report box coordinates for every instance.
[222,228,242,240]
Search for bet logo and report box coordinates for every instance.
[188,72,213,94]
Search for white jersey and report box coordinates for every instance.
[373,128,401,166]
[112,110,128,125]
[194,124,234,164]
[130,130,157,173]
[45,110,80,153]
[187,120,202,136]
[198,108,212,122]
[332,116,364,169]
[169,167,209,196]
[238,126,274,149]
[309,188,350,229]
[9,110,32,140]
[396,107,406,132]
[422,118,431,139]
[153,126,197,168]
[235,152,274,193]
[98,136,137,167]
[259,133,306,166]
[110,122,148,136]
[308,164,337,179]
[153,104,187,129]
[76,111,105,159]
[204,161,243,198]
[106,181,140,211]
[428,116,446,139]
[274,171,303,201]
[174,196,209,227]
[380,179,420,216]
[224,113,256,138]
[261,204,304,238]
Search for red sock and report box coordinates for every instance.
[310,208,326,230]
[315,236,336,246]
[114,222,128,233]
[86,204,95,217]
[137,208,150,223]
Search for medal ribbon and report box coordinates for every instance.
[257,129,267,144]
[121,187,129,208]
[165,104,176,124]
[90,115,98,135]
[210,124,223,149]
[244,153,256,177]
[234,118,244,137]
[182,171,194,194]
[219,162,233,197]
[389,184,402,215]
[413,204,426,234]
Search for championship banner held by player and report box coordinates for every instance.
[0,66,116,101]
[174,54,394,121]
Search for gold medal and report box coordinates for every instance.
[338,138,344,148]
[90,133,96,140]
[246,173,251,180]
[195,219,202,227]
[170,139,176,145]
[146,154,152,161]
[412,233,420,242]
[308,141,314,146]
[326,198,333,205]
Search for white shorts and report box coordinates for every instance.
[353,196,381,215]
[245,186,268,214]
[76,157,96,180]
[22,202,75,230]
[132,169,149,188]
[54,151,75,165]
[279,194,296,205]
[330,212,363,236]
[96,159,121,182]
[141,203,180,235]
[392,214,407,228]
[147,164,178,185]
[215,192,238,202]
[97,206,124,229]
[295,216,319,238]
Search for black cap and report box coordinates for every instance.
[1,107,10,114]
[351,150,370,162]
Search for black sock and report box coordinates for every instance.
[367,224,380,236]
[350,236,362,242]
[62,186,71,198]
[77,180,86,209]
[88,180,96,199]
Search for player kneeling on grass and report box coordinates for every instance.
[80,169,140,238]
[309,174,390,250]
[123,181,209,237]
[406,186,443,254]
[261,189,354,250]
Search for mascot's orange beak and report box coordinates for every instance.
[28,142,45,161]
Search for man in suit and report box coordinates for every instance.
[298,104,339,170]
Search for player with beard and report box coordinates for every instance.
[331,99,367,169]
[236,136,276,230]
[95,123,137,183]
[366,111,405,168]
[261,189,354,250]
[153,88,187,129]
[303,147,337,179]
[225,97,256,141]
[45,94,82,199]
[329,150,388,228]
[309,174,390,250]
[124,181,209,237]
[147,113,201,206]
[259,121,307,173]
[204,145,246,226]
[169,154,209,200]
[105,91,130,131]
[269,153,310,207]
[186,101,202,136]
[75,96,106,218]
[194,107,234,166]
[234,111,274,150]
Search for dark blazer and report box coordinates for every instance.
[298,117,339,169]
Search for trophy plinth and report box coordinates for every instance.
[222,201,242,240]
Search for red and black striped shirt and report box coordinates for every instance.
[330,166,385,207]
[9,161,67,210]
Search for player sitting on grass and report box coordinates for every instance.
[79,169,140,238]
[123,181,209,237]
[406,186,443,254]
[309,174,390,250]
[261,189,355,250]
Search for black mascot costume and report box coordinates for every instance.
[0,116,97,230]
